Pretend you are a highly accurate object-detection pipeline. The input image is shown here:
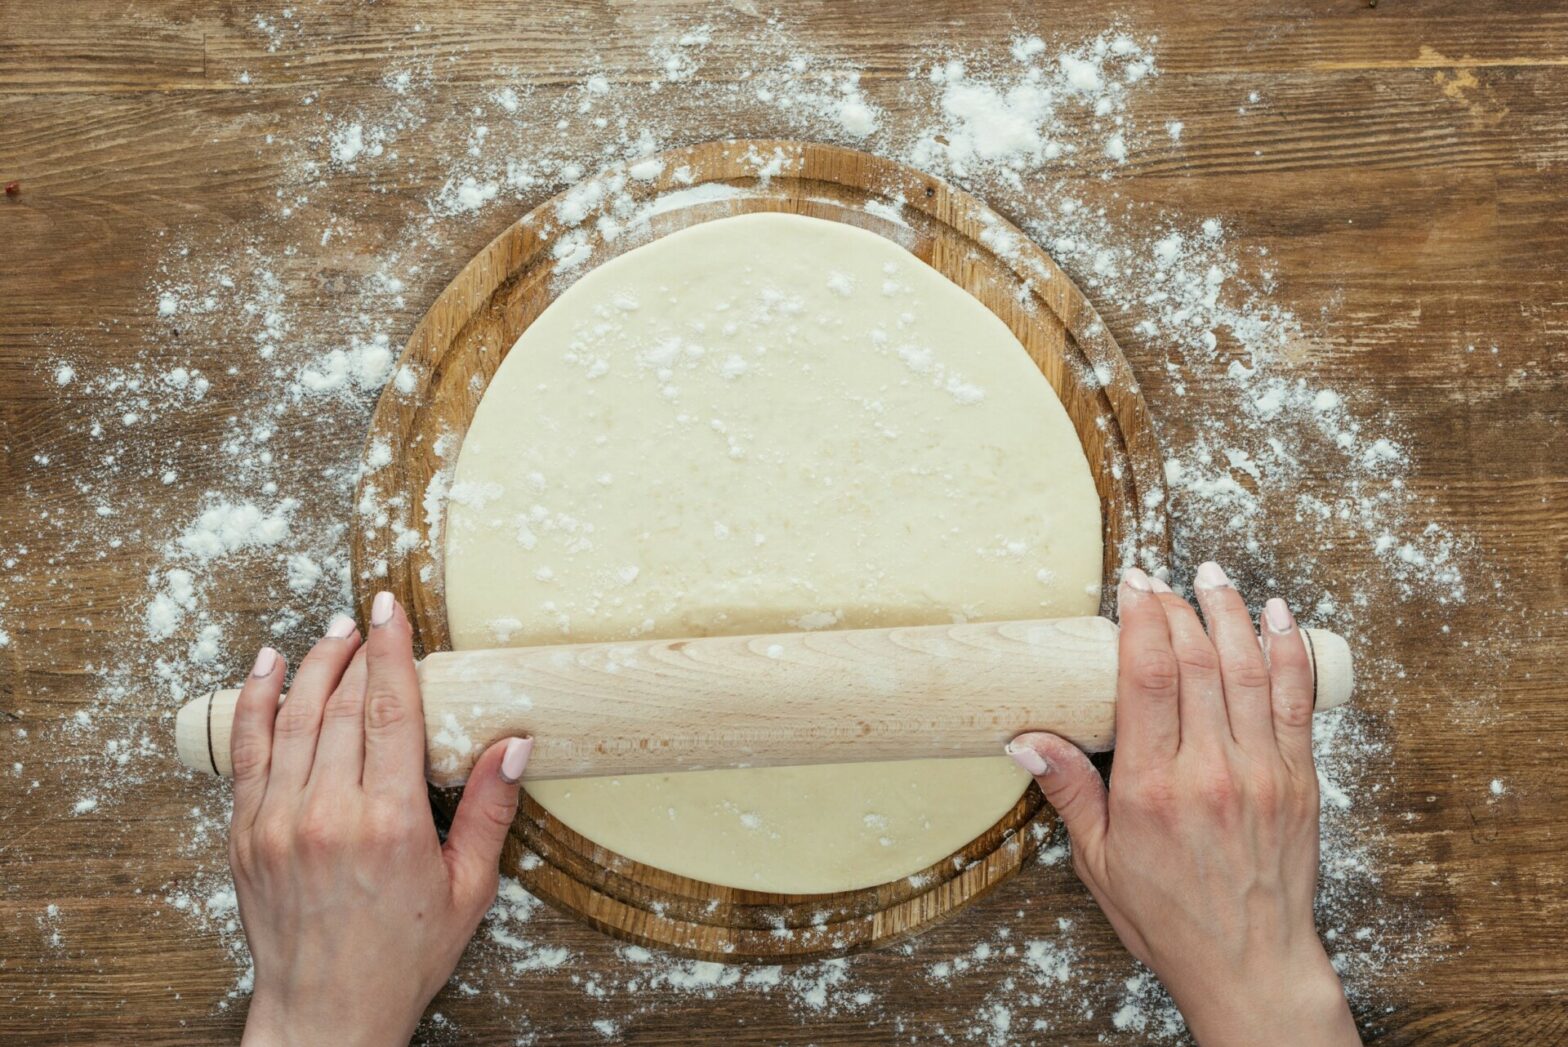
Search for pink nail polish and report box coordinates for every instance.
[251,647,278,678]
[370,591,395,627]
[500,737,534,783]
[325,614,356,639]
[1264,597,1295,634]
[1005,741,1049,777]
[1149,575,1173,594]
[1121,567,1153,592]
[1195,561,1231,590]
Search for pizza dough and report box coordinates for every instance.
[443,212,1102,894]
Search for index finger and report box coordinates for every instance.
[1262,598,1316,780]
[229,647,285,836]
[1114,567,1180,764]
[362,592,427,799]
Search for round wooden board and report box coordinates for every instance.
[349,139,1170,963]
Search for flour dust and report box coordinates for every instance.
[7,7,1483,1042]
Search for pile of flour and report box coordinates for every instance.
[9,8,1487,1041]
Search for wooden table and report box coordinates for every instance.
[2,2,1564,1042]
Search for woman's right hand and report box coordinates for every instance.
[1008,563,1360,1046]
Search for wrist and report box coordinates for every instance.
[243,984,423,1047]
[240,990,299,1047]
[1166,944,1359,1047]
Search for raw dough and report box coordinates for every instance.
[444,212,1101,894]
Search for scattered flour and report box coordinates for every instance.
[13,9,1476,1043]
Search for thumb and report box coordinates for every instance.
[444,736,531,918]
[1006,732,1108,867]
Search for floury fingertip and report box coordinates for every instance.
[1194,561,1231,590]
[1121,566,1153,592]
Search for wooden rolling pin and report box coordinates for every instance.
[176,616,1352,786]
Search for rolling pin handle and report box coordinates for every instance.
[1302,627,1354,712]
[176,688,241,777]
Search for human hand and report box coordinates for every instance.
[1008,563,1359,1046]
[228,593,533,1047]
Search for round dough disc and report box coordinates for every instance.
[443,212,1102,894]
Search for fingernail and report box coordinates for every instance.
[370,591,395,627]
[1005,741,1049,777]
[1121,567,1153,592]
[1195,561,1231,590]
[325,614,356,639]
[251,647,278,677]
[1264,597,1295,634]
[1149,575,1173,594]
[500,736,534,784]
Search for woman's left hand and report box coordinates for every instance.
[228,592,532,1047]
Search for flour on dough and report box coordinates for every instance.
[444,212,1102,894]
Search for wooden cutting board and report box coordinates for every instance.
[349,139,1170,962]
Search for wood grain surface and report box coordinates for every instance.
[2,1,1566,1044]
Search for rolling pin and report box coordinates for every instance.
[176,615,1353,786]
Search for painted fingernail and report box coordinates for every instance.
[1149,575,1173,594]
[251,647,279,677]
[1121,567,1153,592]
[1005,741,1049,777]
[371,591,395,627]
[1195,561,1231,590]
[325,614,356,639]
[1264,597,1295,634]
[500,736,534,784]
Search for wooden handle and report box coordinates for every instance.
[176,617,1353,786]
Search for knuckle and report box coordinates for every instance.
[1226,660,1272,692]
[1176,645,1221,678]
[255,818,294,865]
[229,740,269,780]
[1128,651,1180,696]
[1246,769,1279,812]
[297,807,343,853]
[1274,691,1313,728]
[365,802,418,846]
[1129,777,1178,817]
[479,796,520,834]
[1197,769,1238,815]
[321,687,364,721]
[364,687,409,732]
[272,701,316,738]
